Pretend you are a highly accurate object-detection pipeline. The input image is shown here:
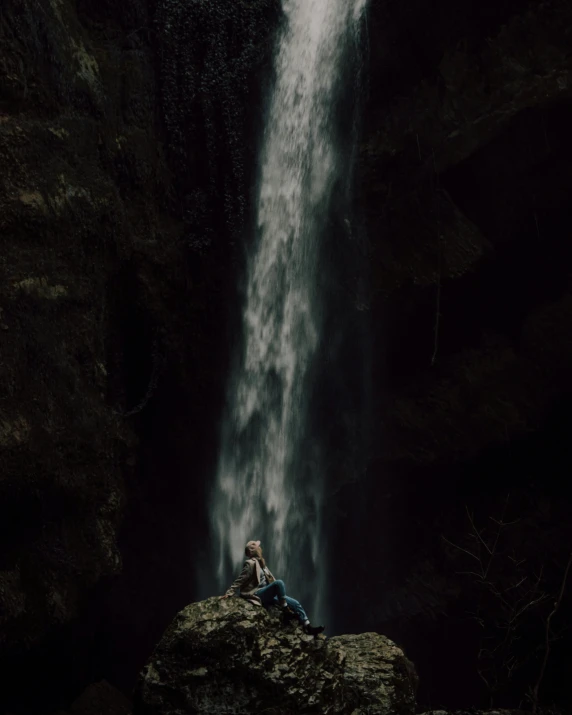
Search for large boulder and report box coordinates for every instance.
[134,597,418,715]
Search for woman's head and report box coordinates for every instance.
[245,540,264,565]
[245,540,262,558]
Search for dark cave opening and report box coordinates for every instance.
[106,260,157,417]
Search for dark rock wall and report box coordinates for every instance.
[329,0,572,710]
[0,0,279,711]
[98,0,281,698]
[0,0,149,696]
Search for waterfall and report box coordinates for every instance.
[208,0,367,624]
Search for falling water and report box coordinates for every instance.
[208,0,368,623]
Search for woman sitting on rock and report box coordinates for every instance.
[221,539,325,636]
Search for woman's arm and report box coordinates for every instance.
[221,561,253,598]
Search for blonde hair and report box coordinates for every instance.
[245,543,266,569]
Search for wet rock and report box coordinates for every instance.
[135,597,418,715]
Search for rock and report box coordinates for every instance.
[134,597,418,715]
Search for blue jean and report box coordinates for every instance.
[255,579,308,623]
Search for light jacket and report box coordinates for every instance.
[224,558,276,606]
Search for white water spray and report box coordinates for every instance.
[209,0,367,623]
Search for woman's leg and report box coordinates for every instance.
[255,580,286,606]
[257,586,324,634]
[283,595,309,624]
[284,596,324,635]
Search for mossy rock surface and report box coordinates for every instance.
[135,597,418,715]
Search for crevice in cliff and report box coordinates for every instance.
[105,260,158,417]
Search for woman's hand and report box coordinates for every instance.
[220,593,231,599]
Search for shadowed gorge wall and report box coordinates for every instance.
[0,0,279,710]
[329,0,572,709]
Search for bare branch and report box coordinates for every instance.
[532,566,545,590]
[509,594,549,625]
[457,570,487,580]
[442,535,482,565]
[507,554,527,568]
[490,516,521,527]
[486,495,511,578]
[532,551,572,712]
[465,506,493,555]
[505,575,528,593]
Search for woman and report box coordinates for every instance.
[221,540,325,636]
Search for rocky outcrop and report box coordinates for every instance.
[135,597,418,715]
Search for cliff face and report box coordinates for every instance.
[0,0,150,667]
[363,0,572,465]
[314,0,572,481]
[0,0,279,710]
[329,0,572,709]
